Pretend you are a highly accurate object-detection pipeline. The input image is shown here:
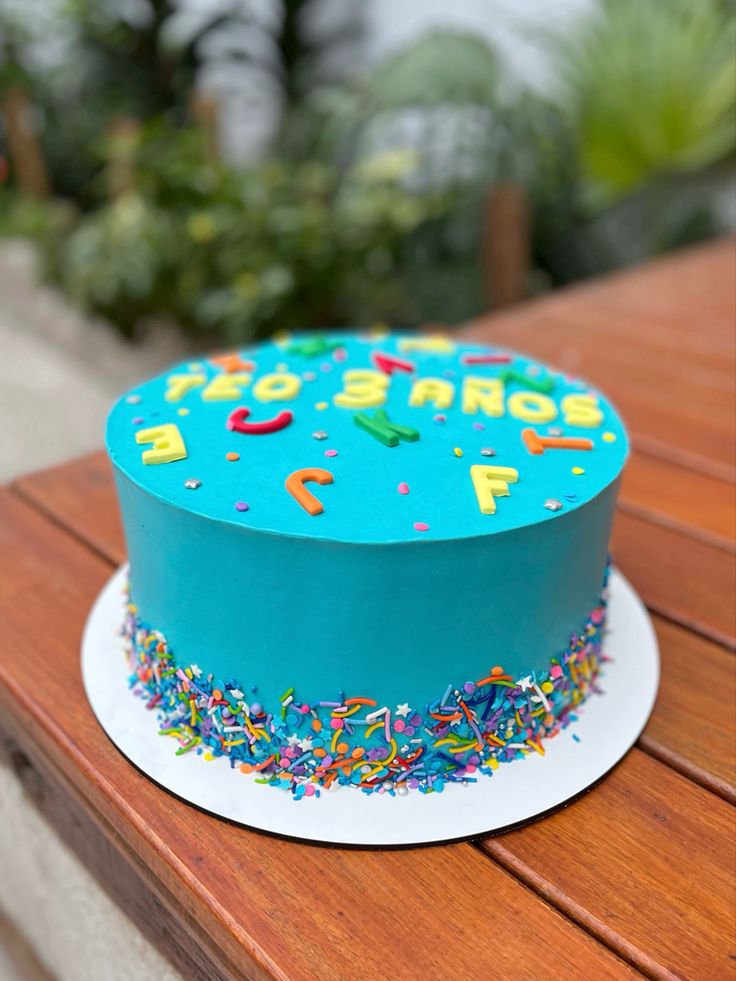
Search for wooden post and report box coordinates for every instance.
[483,182,530,310]
[2,87,50,198]
[189,91,220,162]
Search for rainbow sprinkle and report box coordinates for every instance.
[122,566,609,799]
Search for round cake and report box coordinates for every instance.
[106,330,628,797]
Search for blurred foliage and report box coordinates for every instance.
[0,187,71,237]
[0,1,734,338]
[537,0,736,280]
[39,121,466,341]
[560,0,736,206]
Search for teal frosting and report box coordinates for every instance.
[107,331,628,710]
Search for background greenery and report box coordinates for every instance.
[0,0,734,343]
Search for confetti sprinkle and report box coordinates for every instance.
[287,336,338,358]
[234,501,249,512]
[453,447,463,458]
[123,565,609,798]
[602,432,617,443]
[324,449,338,458]
[572,467,585,475]
[480,448,496,457]
[312,430,328,440]
[398,482,410,495]
[472,423,485,431]
[226,452,240,462]
[320,362,333,373]
[276,362,288,373]
[132,416,144,425]
[333,347,348,362]
[433,414,446,424]
[183,478,202,490]
[413,522,429,532]
[315,402,328,411]
[177,408,190,416]
[303,371,317,382]
[126,394,142,405]
[460,353,511,366]
[544,499,563,512]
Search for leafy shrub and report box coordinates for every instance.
[42,122,467,341]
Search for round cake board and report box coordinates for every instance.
[82,566,659,848]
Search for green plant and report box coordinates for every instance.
[559,0,736,206]
[42,120,458,341]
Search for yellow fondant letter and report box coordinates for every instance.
[398,336,455,354]
[252,372,302,403]
[408,377,455,410]
[470,465,518,515]
[201,373,252,402]
[334,369,388,409]
[135,424,187,465]
[507,391,558,424]
[462,377,504,416]
[164,374,205,403]
[561,393,603,428]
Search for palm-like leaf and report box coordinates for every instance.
[560,0,736,203]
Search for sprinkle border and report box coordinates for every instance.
[123,566,609,799]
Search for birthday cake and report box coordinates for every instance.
[106,331,628,798]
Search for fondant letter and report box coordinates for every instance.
[522,428,594,454]
[409,377,455,410]
[462,377,504,416]
[354,409,420,447]
[334,369,388,409]
[253,372,302,403]
[136,424,187,465]
[164,374,205,403]
[507,391,558,424]
[561,393,603,428]
[201,373,252,401]
[285,467,334,515]
[398,336,455,354]
[470,465,519,515]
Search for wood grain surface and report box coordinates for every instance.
[4,239,736,979]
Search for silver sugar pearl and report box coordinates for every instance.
[125,394,142,405]
[312,430,328,440]
[544,498,563,512]
[547,427,563,437]
[480,447,496,457]
[184,478,202,490]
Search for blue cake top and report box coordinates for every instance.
[106,331,628,544]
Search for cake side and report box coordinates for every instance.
[107,330,628,795]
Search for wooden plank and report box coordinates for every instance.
[479,749,736,980]
[612,510,736,648]
[0,490,636,981]
[556,239,736,341]
[619,454,735,548]
[642,617,736,802]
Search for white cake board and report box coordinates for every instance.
[82,566,659,848]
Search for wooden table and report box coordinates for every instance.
[1,240,734,980]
